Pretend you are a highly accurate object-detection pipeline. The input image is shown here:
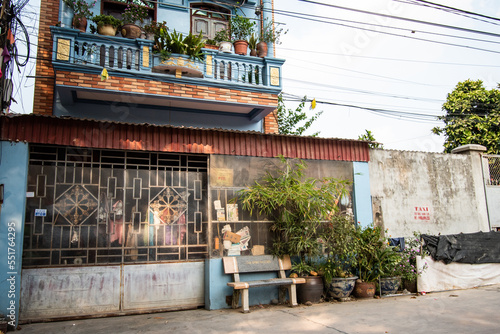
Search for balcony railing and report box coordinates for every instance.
[51,27,284,90]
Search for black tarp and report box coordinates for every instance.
[422,231,500,264]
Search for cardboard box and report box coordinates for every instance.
[224,231,241,244]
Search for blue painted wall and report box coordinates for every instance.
[205,258,280,310]
[0,142,29,328]
[353,161,373,228]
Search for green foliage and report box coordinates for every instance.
[238,156,351,272]
[63,0,96,19]
[154,29,205,62]
[319,213,359,282]
[121,3,149,25]
[432,79,500,154]
[213,28,232,43]
[276,94,323,136]
[91,15,122,28]
[355,225,385,282]
[248,33,258,50]
[358,130,383,149]
[144,20,167,36]
[260,18,287,44]
[230,15,256,41]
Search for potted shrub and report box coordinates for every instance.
[92,15,122,36]
[248,33,258,56]
[353,225,385,298]
[230,15,255,55]
[63,0,96,32]
[320,213,359,300]
[121,3,148,39]
[143,21,166,40]
[257,18,287,57]
[204,38,219,50]
[213,28,232,53]
[238,156,351,304]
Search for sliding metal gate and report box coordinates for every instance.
[20,145,208,320]
[482,154,500,229]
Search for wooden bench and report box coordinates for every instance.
[223,255,306,313]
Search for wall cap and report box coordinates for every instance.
[451,144,487,154]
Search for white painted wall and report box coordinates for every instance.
[368,147,489,238]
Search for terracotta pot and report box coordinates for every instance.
[97,24,117,36]
[249,49,257,57]
[256,41,268,57]
[204,44,219,50]
[233,40,248,55]
[121,23,142,39]
[72,16,87,33]
[353,280,376,298]
[297,276,323,304]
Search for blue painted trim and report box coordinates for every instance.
[159,0,188,12]
[353,161,373,228]
[52,62,283,96]
[0,141,29,329]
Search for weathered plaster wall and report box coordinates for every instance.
[369,148,489,237]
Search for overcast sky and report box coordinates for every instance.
[275,0,500,152]
[13,0,500,153]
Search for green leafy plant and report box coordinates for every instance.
[248,33,258,50]
[213,28,232,43]
[355,225,385,282]
[154,29,205,62]
[121,3,149,25]
[230,15,256,41]
[260,18,287,44]
[63,0,96,20]
[91,15,122,28]
[276,94,323,136]
[144,20,167,36]
[238,156,351,276]
[358,129,383,149]
[319,213,359,282]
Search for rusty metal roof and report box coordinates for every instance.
[0,114,370,162]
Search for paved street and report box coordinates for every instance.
[18,284,500,334]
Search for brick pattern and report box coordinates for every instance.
[56,71,279,107]
[33,0,59,115]
[264,111,279,134]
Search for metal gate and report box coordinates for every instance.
[20,145,208,320]
[482,154,500,230]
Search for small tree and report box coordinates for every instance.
[358,130,383,149]
[238,156,350,275]
[276,94,323,137]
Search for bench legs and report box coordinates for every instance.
[232,289,250,313]
[233,285,298,313]
[288,284,299,307]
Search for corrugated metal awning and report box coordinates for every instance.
[0,114,370,162]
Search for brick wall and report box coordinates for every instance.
[263,111,279,134]
[56,71,279,107]
[33,0,59,115]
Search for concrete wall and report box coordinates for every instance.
[368,146,489,238]
[0,142,29,328]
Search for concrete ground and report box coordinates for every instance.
[18,284,500,334]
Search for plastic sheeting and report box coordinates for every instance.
[417,256,500,292]
[422,231,500,264]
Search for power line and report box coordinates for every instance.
[404,0,500,23]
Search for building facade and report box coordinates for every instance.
[0,0,372,325]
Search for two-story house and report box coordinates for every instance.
[0,0,372,325]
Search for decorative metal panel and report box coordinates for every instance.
[23,145,208,268]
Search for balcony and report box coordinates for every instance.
[51,26,285,92]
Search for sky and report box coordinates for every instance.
[11,0,500,153]
[274,0,500,152]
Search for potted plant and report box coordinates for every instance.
[238,156,351,304]
[204,38,219,50]
[121,3,149,39]
[257,18,287,57]
[248,33,258,56]
[91,15,122,36]
[353,225,385,298]
[213,28,232,53]
[320,213,359,300]
[230,15,255,55]
[63,0,96,32]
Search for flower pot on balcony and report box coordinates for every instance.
[256,41,268,58]
[72,16,87,32]
[233,40,248,55]
[219,41,232,53]
[98,24,118,36]
[121,23,142,39]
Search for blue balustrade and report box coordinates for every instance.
[51,27,284,90]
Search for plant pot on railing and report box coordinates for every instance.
[72,16,87,32]
[219,42,232,53]
[121,23,142,39]
[256,41,268,58]
[233,40,248,55]
[98,25,118,36]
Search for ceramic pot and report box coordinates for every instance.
[297,276,323,304]
[219,41,232,53]
[233,40,248,55]
[256,41,268,57]
[97,24,117,36]
[249,49,257,56]
[121,23,142,39]
[326,276,358,300]
[403,279,417,293]
[353,280,376,298]
[380,276,401,295]
[72,16,87,32]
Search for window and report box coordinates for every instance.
[191,3,230,39]
[101,0,156,24]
